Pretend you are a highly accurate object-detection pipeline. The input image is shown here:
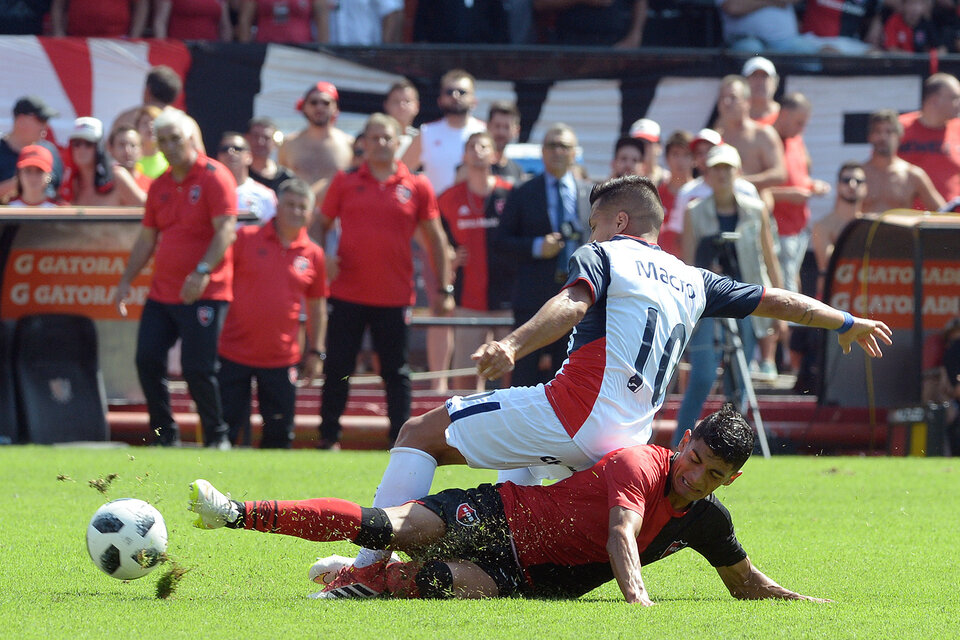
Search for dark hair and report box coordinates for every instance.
[779,92,810,112]
[690,403,754,471]
[614,136,646,156]
[145,66,182,105]
[868,109,903,136]
[277,177,315,205]
[664,129,693,153]
[488,100,520,123]
[108,124,139,146]
[589,174,664,233]
[922,72,958,104]
[246,116,277,132]
[387,79,419,101]
[836,161,864,180]
[219,131,247,146]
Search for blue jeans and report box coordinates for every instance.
[672,317,756,447]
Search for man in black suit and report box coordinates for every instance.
[495,123,590,387]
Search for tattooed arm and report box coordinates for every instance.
[752,287,893,357]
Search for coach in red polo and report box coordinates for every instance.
[217,178,328,448]
[317,112,453,449]
[116,109,237,448]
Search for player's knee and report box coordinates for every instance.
[415,561,454,599]
[355,507,393,549]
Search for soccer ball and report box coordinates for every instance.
[86,498,168,580]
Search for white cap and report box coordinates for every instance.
[70,117,103,143]
[629,118,660,142]
[690,128,722,150]
[742,56,777,78]
[706,144,741,169]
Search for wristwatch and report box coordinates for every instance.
[195,261,212,276]
[439,284,455,296]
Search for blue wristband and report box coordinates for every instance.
[836,311,854,334]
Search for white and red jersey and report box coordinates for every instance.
[544,235,764,461]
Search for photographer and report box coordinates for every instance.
[673,144,782,447]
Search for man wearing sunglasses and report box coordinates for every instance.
[277,81,354,213]
[216,131,277,224]
[811,162,868,291]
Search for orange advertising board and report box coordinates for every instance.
[1,250,153,320]
[828,258,960,330]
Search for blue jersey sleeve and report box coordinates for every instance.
[699,268,764,319]
[563,243,609,303]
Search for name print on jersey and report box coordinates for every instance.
[637,260,698,299]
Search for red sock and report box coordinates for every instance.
[385,561,422,599]
[241,498,363,542]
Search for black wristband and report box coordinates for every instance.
[307,349,326,360]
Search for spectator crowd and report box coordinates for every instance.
[4,0,960,52]
[1,5,958,451]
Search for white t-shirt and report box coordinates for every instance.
[418,116,487,195]
[328,0,404,45]
[5,199,57,207]
[667,176,761,234]
[237,177,278,224]
[716,0,799,43]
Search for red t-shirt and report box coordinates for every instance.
[218,223,328,368]
[67,0,131,36]
[437,178,512,311]
[499,445,686,569]
[656,181,682,257]
[322,162,439,307]
[167,0,223,40]
[898,110,960,202]
[772,134,811,236]
[254,0,315,43]
[142,154,237,303]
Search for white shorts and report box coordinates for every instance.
[444,385,594,479]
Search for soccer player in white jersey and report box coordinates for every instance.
[318,174,893,596]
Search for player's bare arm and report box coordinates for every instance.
[180,214,237,305]
[472,281,592,380]
[716,557,830,602]
[115,226,158,317]
[607,506,654,606]
[752,287,893,356]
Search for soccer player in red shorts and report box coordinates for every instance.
[190,404,828,604]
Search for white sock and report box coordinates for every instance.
[353,446,438,568]
[497,467,540,486]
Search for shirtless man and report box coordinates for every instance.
[862,109,944,214]
[714,76,787,195]
[111,65,205,153]
[742,57,780,126]
[277,81,354,208]
[811,162,867,294]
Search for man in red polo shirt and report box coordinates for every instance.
[116,109,237,448]
[217,178,328,448]
[317,112,453,449]
[898,73,960,203]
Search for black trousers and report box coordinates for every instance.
[135,298,229,443]
[509,306,571,388]
[218,356,297,448]
[320,298,410,444]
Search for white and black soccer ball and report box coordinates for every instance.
[86,498,168,580]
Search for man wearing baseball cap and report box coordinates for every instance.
[277,80,354,216]
[741,57,780,126]
[628,118,667,188]
[0,95,62,200]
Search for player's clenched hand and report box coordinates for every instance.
[838,317,893,357]
[472,340,516,380]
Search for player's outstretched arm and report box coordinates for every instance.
[607,507,654,606]
[716,557,831,602]
[472,282,592,380]
[751,287,893,357]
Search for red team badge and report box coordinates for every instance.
[189,185,201,204]
[293,256,309,274]
[455,502,478,527]
[395,184,412,204]
[197,305,214,327]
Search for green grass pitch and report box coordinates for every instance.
[1,446,958,639]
